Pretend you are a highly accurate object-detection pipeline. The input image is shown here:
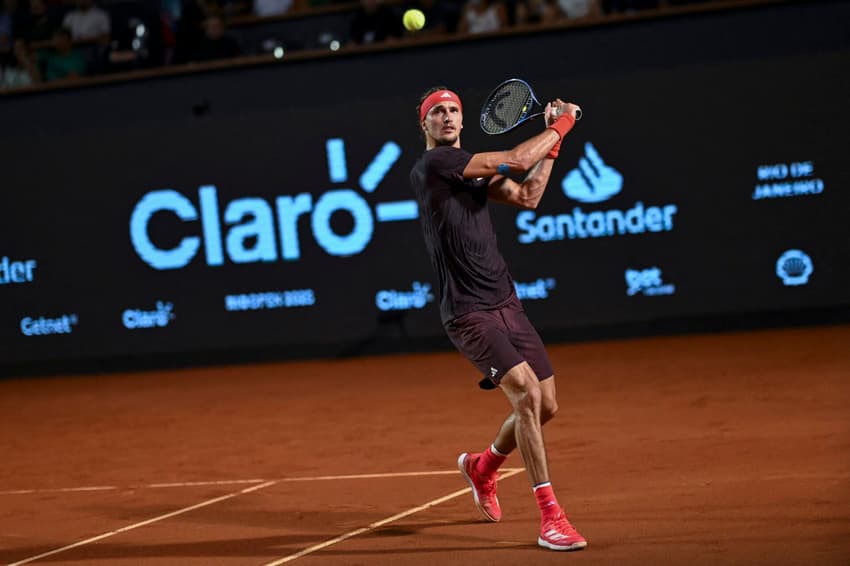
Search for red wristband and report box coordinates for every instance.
[547,113,576,140]
[546,138,562,159]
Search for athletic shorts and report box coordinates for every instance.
[444,295,554,390]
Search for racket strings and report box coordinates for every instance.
[481,82,533,134]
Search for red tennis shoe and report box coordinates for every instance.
[457,452,502,522]
[538,508,587,551]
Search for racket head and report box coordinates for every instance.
[480,78,542,135]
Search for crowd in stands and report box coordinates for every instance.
[1,0,719,90]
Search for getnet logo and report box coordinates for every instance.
[625,267,675,297]
[514,277,556,301]
[517,142,678,243]
[776,249,813,286]
[21,314,78,336]
[130,139,418,270]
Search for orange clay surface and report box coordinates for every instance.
[1,324,848,566]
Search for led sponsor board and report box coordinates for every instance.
[517,143,677,243]
[776,250,814,287]
[0,0,847,368]
[0,256,37,285]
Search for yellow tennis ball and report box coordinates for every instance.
[403,9,426,31]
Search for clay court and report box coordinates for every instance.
[1,324,848,565]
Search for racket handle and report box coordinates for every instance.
[552,107,582,121]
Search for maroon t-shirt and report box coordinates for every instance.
[410,145,515,324]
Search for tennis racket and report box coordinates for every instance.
[480,78,581,135]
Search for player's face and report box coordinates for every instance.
[422,102,462,147]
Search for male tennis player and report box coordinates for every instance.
[409,86,586,551]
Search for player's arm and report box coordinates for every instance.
[462,101,579,180]
[468,100,580,209]
[486,159,555,209]
[463,131,558,179]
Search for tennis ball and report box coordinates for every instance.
[403,9,426,31]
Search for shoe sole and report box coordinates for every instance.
[537,537,588,551]
[457,453,500,522]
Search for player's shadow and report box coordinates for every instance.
[365,518,486,537]
[2,520,524,563]
[2,535,325,563]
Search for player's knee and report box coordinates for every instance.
[501,365,542,413]
[515,380,542,416]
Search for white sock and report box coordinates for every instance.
[490,443,509,457]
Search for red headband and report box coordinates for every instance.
[419,89,463,122]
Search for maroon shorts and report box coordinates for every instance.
[444,295,554,390]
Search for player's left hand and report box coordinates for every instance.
[544,101,559,127]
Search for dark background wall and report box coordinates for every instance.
[2,0,848,374]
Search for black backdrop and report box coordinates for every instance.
[2,0,849,371]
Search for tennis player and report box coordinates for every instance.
[409,86,585,551]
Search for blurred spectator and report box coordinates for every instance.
[219,0,249,17]
[4,0,729,87]
[557,0,602,19]
[61,0,110,42]
[0,0,16,51]
[104,2,166,71]
[193,13,241,60]
[253,0,291,17]
[172,0,217,63]
[458,0,507,35]
[41,26,86,80]
[515,0,566,25]
[348,0,401,45]
[17,0,60,42]
[1,37,41,88]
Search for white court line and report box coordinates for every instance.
[3,468,526,565]
[1,469,526,496]
[0,480,266,496]
[274,469,524,482]
[144,479,267,489]
[261,467,526,565]
[6,467,840,497]
[5,480,278,566]
[1,486,120,495]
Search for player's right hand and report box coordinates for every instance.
[546,99,581,125]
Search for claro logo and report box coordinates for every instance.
[122,301,175,329]
[130,139,418,270]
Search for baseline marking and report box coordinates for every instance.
[0,480,266,495]
[1,486,120,495]
[0,469,525,496]
[261,467,526,565]
[3,469,526,564]
[6,480,278,566]
[275,469,524,483]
